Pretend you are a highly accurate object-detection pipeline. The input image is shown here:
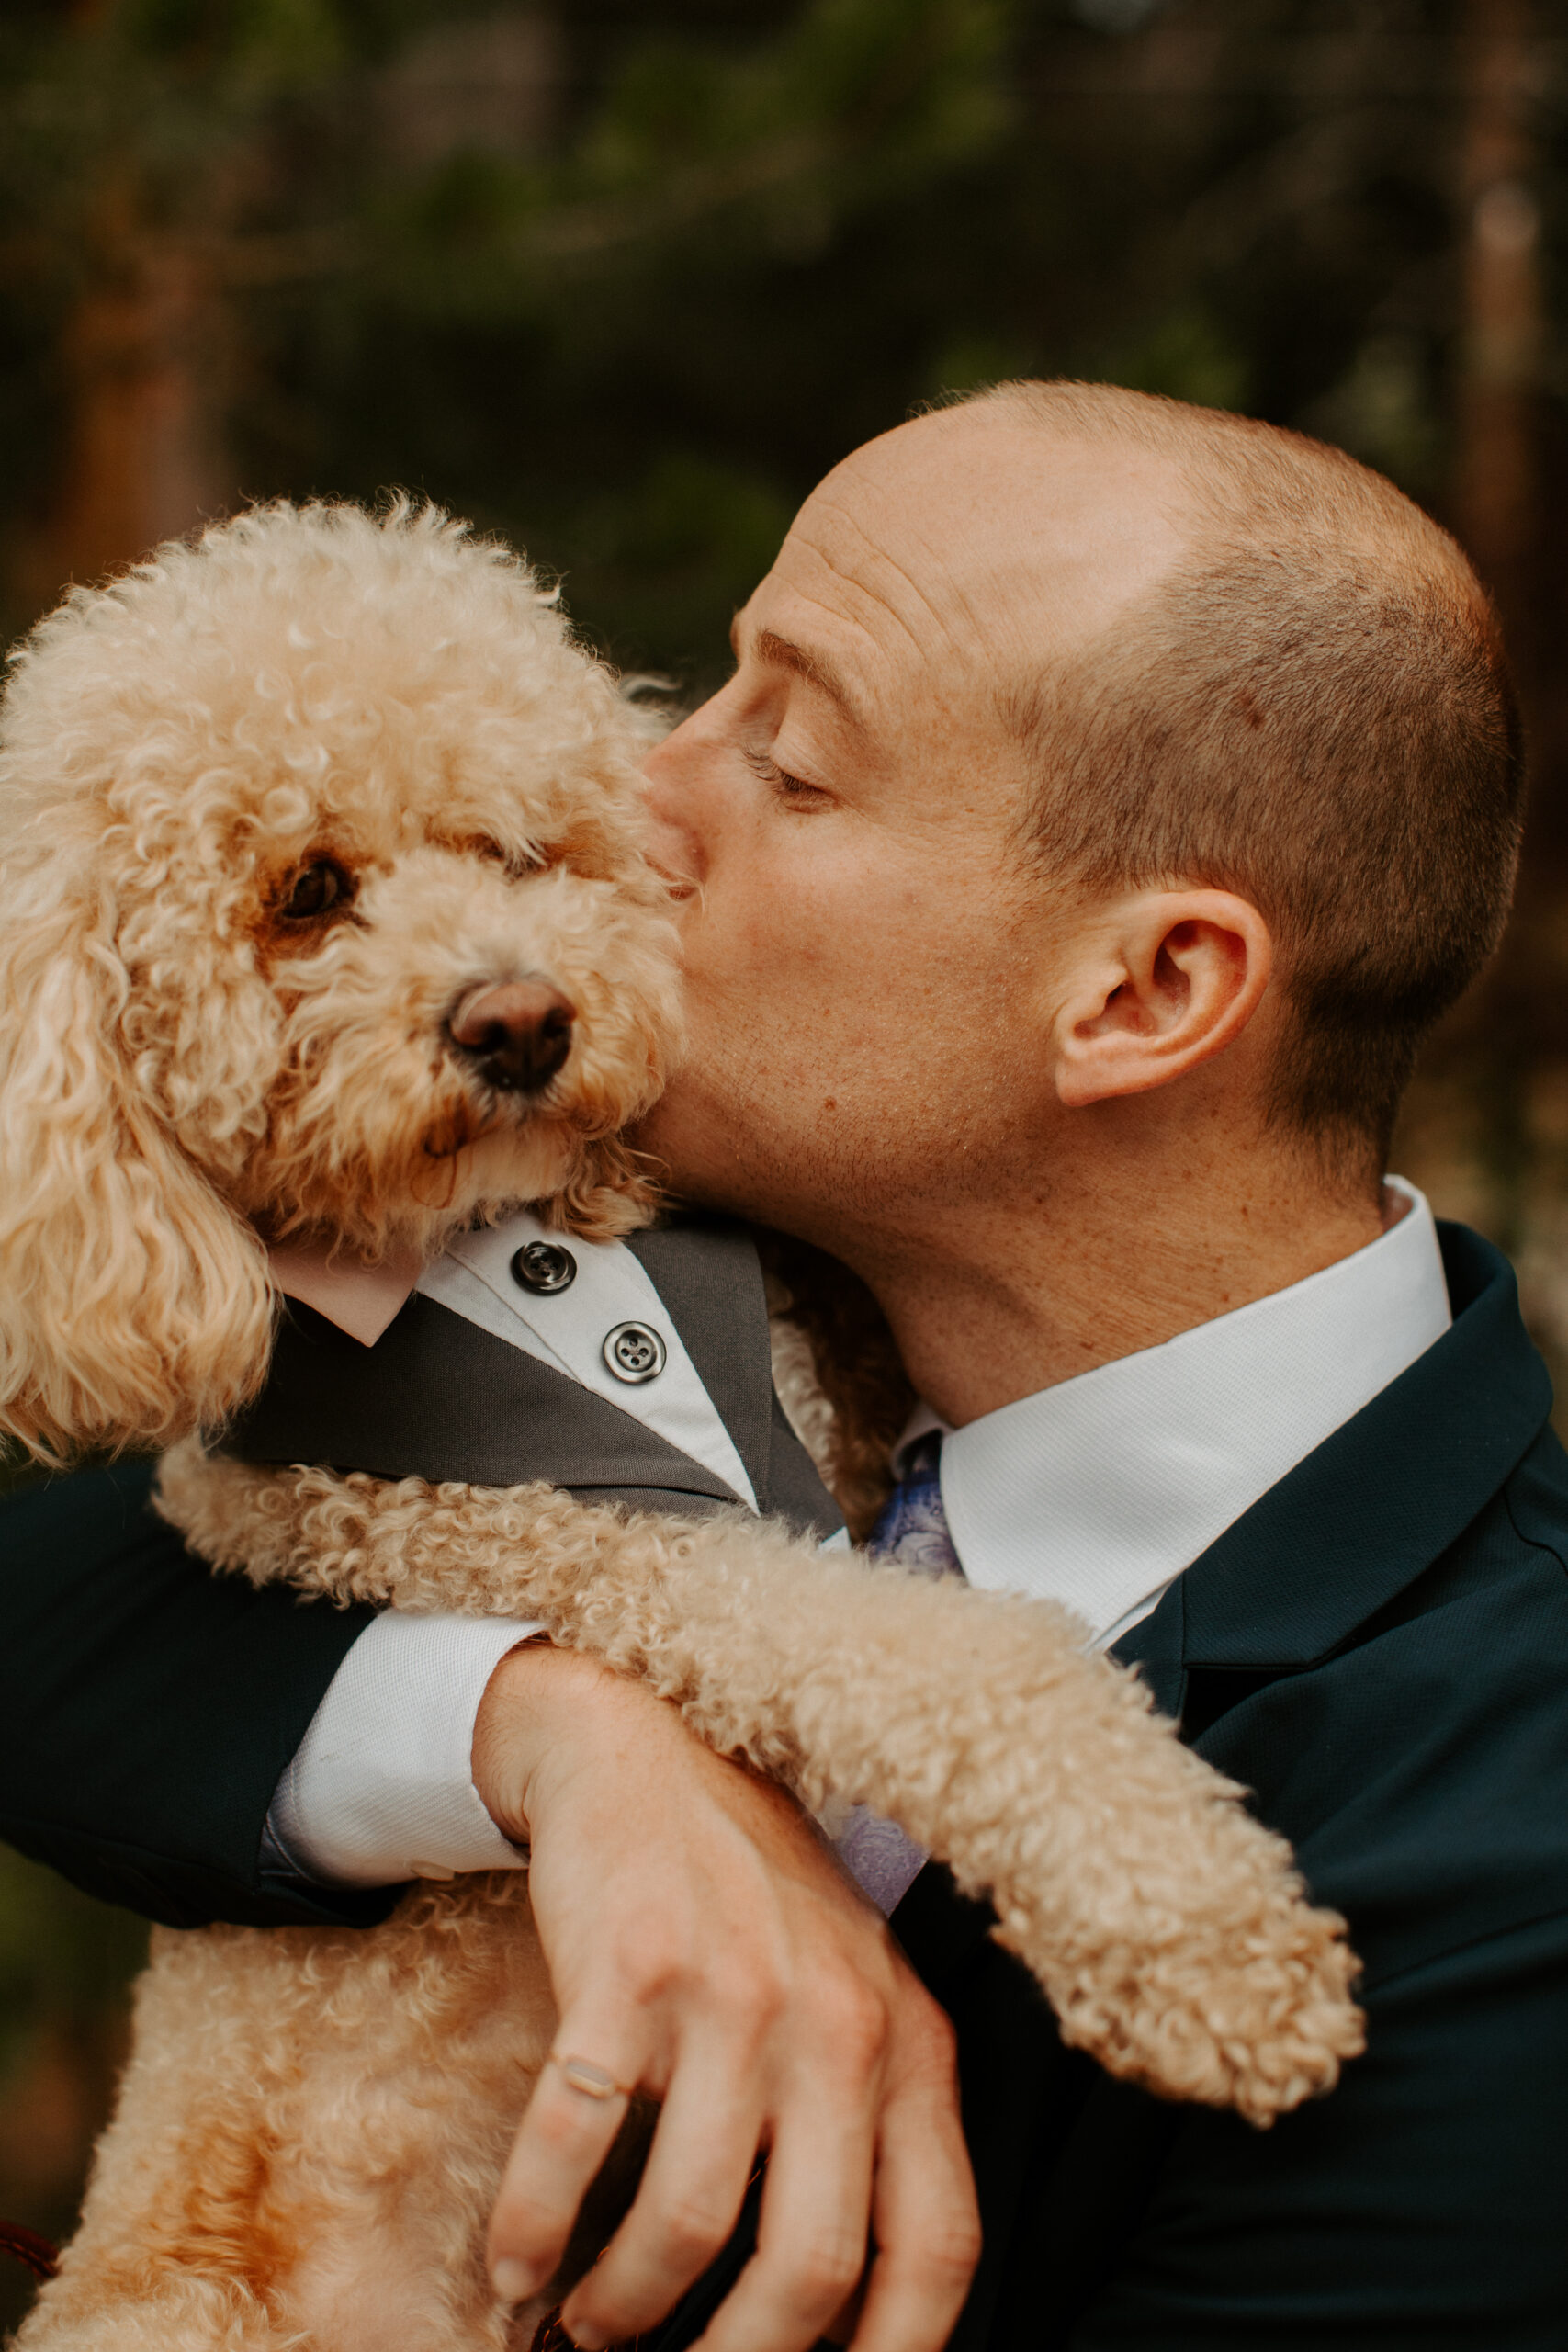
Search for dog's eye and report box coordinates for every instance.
[279,858,355,921]
[470,836,538,876]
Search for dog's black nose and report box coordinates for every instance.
[446,978,575,1093]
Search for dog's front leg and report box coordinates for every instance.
[157,1442,1362,2125]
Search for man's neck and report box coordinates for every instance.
[841,1147,1386,1430]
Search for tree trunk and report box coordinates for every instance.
[17,177,231,614]
[1455,0,1541,612]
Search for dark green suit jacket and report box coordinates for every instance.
[896,1219,1568,2347]
[4,1222,1568,2342]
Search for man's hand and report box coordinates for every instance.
[473,1642,979,2352]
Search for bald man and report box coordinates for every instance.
[6,386,1568,2352]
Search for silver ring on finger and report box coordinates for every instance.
[550,2051,633,2102]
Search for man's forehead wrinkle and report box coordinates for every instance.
[900,526,998,663]
[812,456,1135,667]
[801,492,964,636]
[739,565,888,708]
[778,525,931,673]
[789,510,981,680]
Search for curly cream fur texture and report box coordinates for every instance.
[21,1876,554,2352]
[159,1441,1363,2127]
[762,1238,913,1537]
[0,499,679,1460]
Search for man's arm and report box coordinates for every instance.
[268,1608,537,1885]
[0,1461,388,1927]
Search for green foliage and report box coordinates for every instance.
[0,0,1029,665]
[371,0,1013,317]
[1303,330,1447,501]
[1101,305,1252,415]
[563,454,795,690]
[3,0,1518,676]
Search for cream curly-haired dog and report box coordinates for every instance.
[0,502,1361,2352]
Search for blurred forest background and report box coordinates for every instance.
[3,0,1568,2319]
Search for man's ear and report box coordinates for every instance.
[1053,888,1272,1109]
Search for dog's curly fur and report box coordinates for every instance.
[0,498,677,1464]
[0,501,1363,2352]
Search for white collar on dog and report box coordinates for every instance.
[268,1212,759,1512]
[265,1239,423,1348]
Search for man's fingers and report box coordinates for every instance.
[487,2026,647,2304]
[696,2099,876,2352]
[472,1654,976,2352]
[560,2034,765,2346]
[847,2058,980,2352]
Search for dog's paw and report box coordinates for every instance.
[1001,1883,1364,2126]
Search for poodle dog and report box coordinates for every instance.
[0,502,1362,2352]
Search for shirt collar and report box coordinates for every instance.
[923,1179,1453,1645]
[1118,1219,1550,1713]
[266,1238,423,1348]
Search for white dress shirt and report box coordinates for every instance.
[268,1179,1452,1887]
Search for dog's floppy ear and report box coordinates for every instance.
[0,899,275,1464]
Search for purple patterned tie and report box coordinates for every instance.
[833,1432,965,1914]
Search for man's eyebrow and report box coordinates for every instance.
[739,623,863,722]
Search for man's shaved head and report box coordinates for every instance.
[639,380,1521,1370]
[962,380,1523,1174]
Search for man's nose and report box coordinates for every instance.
[642,807,701,888]
[639,731,706,889]
[446,978,575,1093]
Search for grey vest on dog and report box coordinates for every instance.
[224,1216,842,1538]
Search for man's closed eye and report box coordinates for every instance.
[742,745,832,811]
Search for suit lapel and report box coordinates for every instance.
[911,1228,1551,1995]
[1112,1223,1551,1710]
[625,1217,778,1511]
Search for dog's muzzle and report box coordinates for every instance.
[446,978,576,1094]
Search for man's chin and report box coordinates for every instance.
[632,1076,834,1231]
[626,1091,737,1210]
